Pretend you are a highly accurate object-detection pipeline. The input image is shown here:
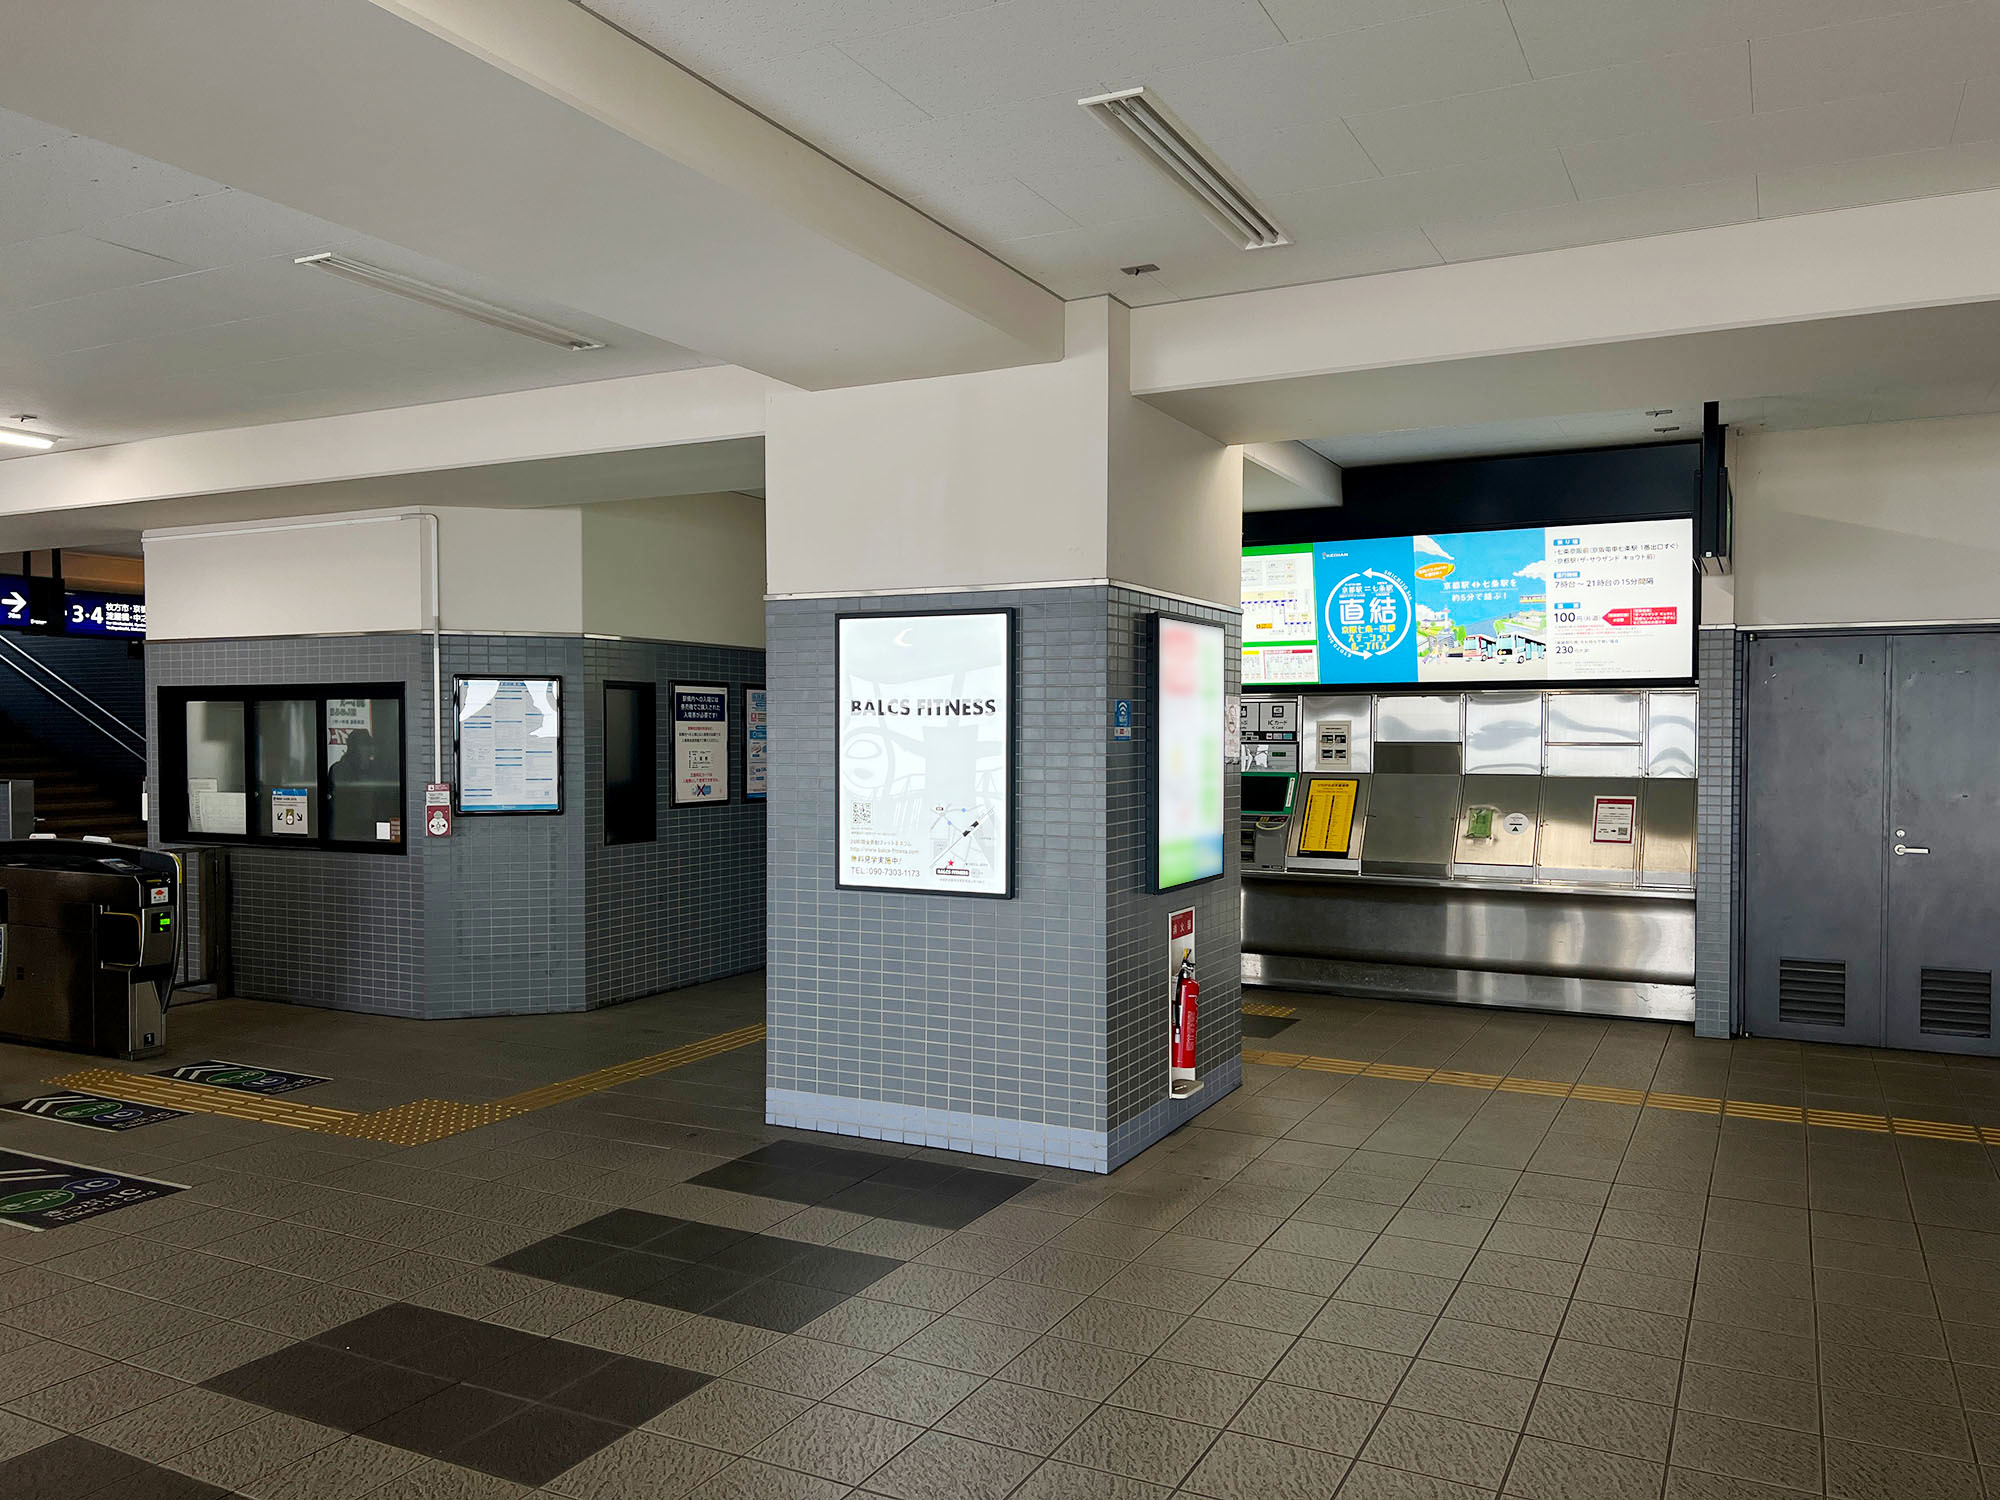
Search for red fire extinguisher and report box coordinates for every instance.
[1171,951,1199,1070]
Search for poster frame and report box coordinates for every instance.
[744,683,768,803]
[670,681,734,808]
[834,607,1016,900]
[453,675,565,816]
[1150,611,1228,894]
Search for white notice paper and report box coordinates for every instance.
[837,612,1011,897]
[456,678,562,813]
[672,685,730,805]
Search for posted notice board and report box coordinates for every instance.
[837,610,1013,897]
[745,687,768,801]
[456,677,563,813]
[672,684,730,805]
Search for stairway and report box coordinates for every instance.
[0,725,146,845]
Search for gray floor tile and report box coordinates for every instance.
[1052,1404,1218,1487]
[1183,1431,1350,1500]
[1358,1408,1516,1491]
[935,1379,1093,1456]
[860,1430,1039,1500]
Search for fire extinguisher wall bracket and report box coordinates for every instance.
[1168,910,1203,1099]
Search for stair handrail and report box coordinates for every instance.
[0,636,146,762]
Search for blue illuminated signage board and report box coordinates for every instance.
[62,592,146,638]
[0,575,36,630]
[1241,518,1694,689]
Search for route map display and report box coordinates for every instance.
[1242,519,1693,688]
[837,611,1012,898]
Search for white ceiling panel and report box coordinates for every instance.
[1954,74,2000,141]
[1563,83,1960,198]
[1750,4,2000,112]
[1277,149,1578,240]
[1258,0,1470,44]
[587,0,994,68]
[1150,3,1531,123]
[0,135,217,246]
[0,233,189,312]
[837,0,1284,121]
[578,0,2000,305]
[1755,137,2000,214]
[1345,47,1750,176]
[1503,0,1756,77]
[0,104,713,453]
[1425,176,1760,261]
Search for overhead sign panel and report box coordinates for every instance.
[837,610,1013,898]
[1242,519,1694,689]
[62,592,146,638]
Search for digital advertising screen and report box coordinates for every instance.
[1153,614,1226,892]
[1243,518,1694,689]
[837,610,1013,897]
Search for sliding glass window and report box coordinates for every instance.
[159,686,406,851]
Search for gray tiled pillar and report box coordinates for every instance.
[1693,627,1742,1038]
[765,584,1242,1173]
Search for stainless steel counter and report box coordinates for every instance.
[1241,869,1695,1023]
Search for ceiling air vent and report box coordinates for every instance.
[1777,959,1845,1028]
[1079,88,1289,251]
[1920,968,1993,1039]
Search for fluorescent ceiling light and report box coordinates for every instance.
[0,426,56,451]
[294,253,606,351]
[1079,87,1289,251]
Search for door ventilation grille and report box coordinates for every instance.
[1777,959,1846,1028]
[1920,968,1993,1039]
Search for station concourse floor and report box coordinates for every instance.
[0,983,1998,1497]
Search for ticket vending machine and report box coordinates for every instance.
[0,841,180,1059]
[1240,699,1299,871]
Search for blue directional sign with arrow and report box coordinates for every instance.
[0,574,34,630]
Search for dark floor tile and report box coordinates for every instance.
[1241,1015,1298,1039]
[304,1361,455,1432]
[491,1233,619,1283]
[548,1353,710,1424]
[203,1340,378,1409]
[363,1382,531,1460]
[640,1261,763,1313]
[0,1436,154,1500]
[822,1180,991,1228]
[562,1247,684,1299]
[392,1319,543,1382]
[944,1167,1038,1203]
[786,1245,903,1294]
[566,1208,684,1248]
[654,1220,753,1262]
[749,1139,907,1178]
[726,1234,816,1277]
[452,1402,628,1485]
[688,1160,860,1204]
[709,1278,853,1333]
[867,1158,966,1191]
[314,1304,477,1364]
[473,1338,614,1401]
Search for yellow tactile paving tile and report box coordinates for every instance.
[1241,1001,1297,1018]
[44,1023,767,1146]
[1242,1048,1998,1142]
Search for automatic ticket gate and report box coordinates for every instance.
[0,841,180,1059]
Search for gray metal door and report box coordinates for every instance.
[1884,634,2000,1053]
[1744,635,1887,1045]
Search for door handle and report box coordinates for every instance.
[1895,843,1930,856]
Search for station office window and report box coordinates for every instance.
[160,687,406,850]
[604,682,657,845]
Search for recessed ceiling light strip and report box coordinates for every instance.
[293,254,606,351]
[1080,87,1289,251]
[0,426,55,451]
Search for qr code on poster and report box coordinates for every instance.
[850,800,872,826]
